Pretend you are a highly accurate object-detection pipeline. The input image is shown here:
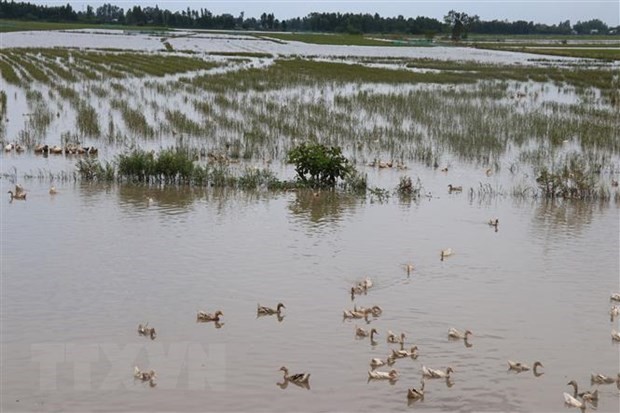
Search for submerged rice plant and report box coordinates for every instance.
[76,103,101,136]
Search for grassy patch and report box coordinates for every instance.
[473,44,620,60]
[259,32,399,46]
[208,51,273,58]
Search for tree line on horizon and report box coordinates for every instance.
[0,0,616,36]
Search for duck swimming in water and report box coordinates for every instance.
[368,369,398,381]
[279,366,310,384]
[257,303,285,316]
[422,365,453,379]
[197,310,223,322]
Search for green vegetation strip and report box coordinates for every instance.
[188,57,616,92]
[258,32,400,46]
[0,19,169,33]
[0,48,220,84]
[473,45,620,60]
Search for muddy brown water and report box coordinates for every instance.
[1,175,619,412]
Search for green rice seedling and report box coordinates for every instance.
[76,158,113,182]
[208,164,237,188]
[162,41,174,52]
[0,54,21,84]
[238,167,279,190]
[155,148,195,184]
[76,103,101,136]
[0,90,7,118]
[165,109,203,136]
[90,85,108,98]
[118,149,156,183]
[111,99,154,138]
[56,85,80,106]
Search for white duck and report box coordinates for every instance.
[610,293,620,302]
[392,346,418,359]
[358,305,382,317]
[612,329,620,341]
[567,380,598,401]
[610,305,620,321]
[343,308,368,319]
[507,360,543,374]
[387,330,406,344]
[590,373,617,384]
[359,277,373,290]
[368,369,398,380]
[440,248,453,261]
[407,380,425,400]
[134,366,156,381]
[356,327,378,342]
[563,392,585,409]
[422,365,453,379]
[448,328,472,340]
[403,263,414,276]
[370,358,385,369]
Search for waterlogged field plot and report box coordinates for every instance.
[1,31,620,413]
[1,45,619,198]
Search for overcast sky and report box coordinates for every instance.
[31,1,620,26]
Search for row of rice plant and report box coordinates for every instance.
[4,49,618,200]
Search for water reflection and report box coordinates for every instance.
[532,199,597,235]
[288,189,357,228]
[276,380,311,390]
[257,313,285,323]
[118,185,199,213]
[77,182,114,207]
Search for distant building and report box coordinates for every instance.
[590,29,599,34]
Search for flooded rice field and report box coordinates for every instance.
[1,29,620,412]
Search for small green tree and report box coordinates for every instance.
[287,143,352,187]
[444,10,479,41]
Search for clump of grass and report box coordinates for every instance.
[77,158,114,181]
[117,149,157,183]
[396,176,422,197]
[342,170,368,194]
[118,148,194,184]
[238,167,280,189]
[536,154,604,200]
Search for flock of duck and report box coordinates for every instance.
[4,142,98,155]
[342,272,620,408]
[104,208,620,408]
[6,183,57,201]
[6,168,618,408]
